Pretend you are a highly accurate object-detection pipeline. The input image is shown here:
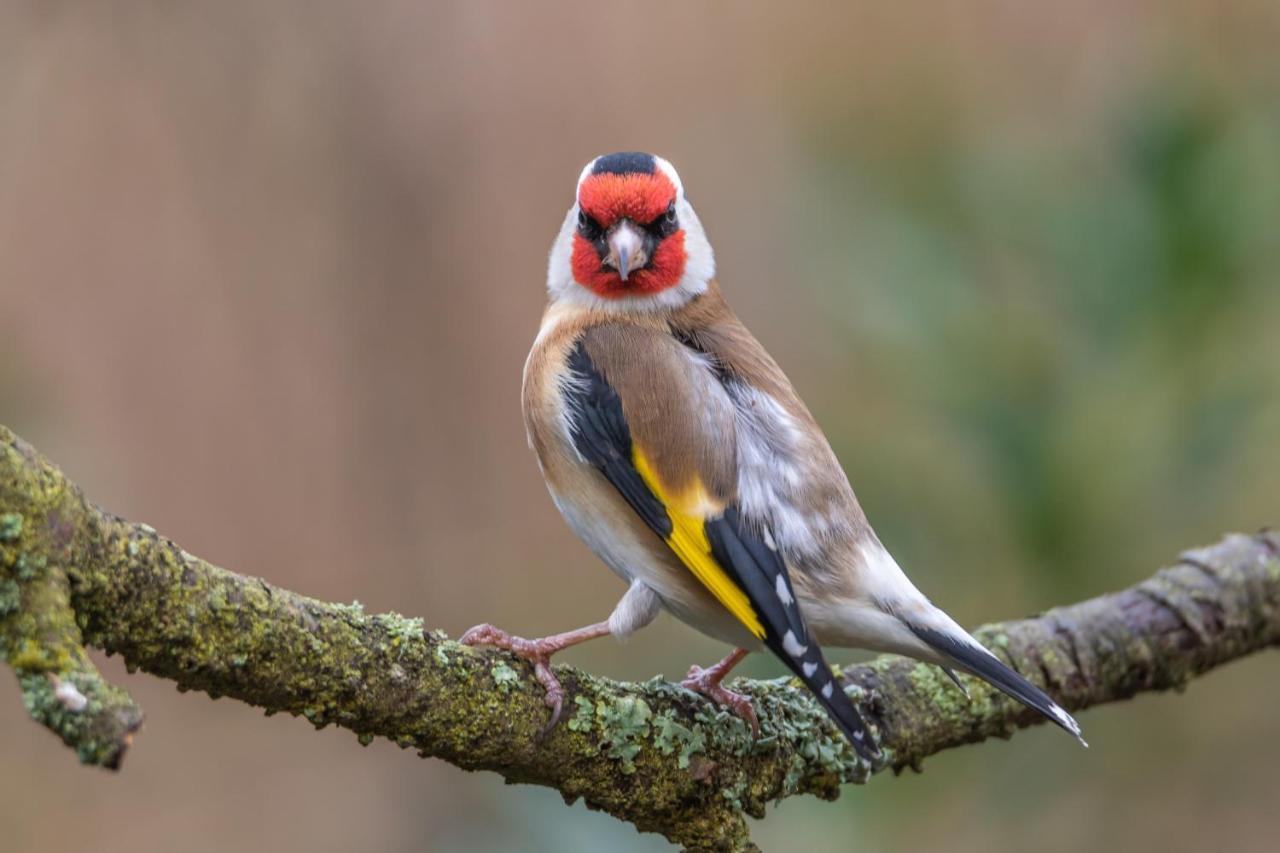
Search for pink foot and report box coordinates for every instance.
[460,623,566,730]
[681,662,760,736]
[460,620,610,735]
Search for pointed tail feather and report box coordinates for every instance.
[908,622,1087,747]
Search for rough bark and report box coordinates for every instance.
[2,424,1277,851]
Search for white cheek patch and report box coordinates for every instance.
[546,205,582,303]
[652,155,685,197]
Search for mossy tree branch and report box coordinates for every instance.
[2,425,1277,851]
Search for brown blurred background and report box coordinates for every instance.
[2,2,1279,851]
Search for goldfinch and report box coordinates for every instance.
[462,151,1085,761]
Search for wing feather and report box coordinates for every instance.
[632,446,764,639]
[564,333,880,761]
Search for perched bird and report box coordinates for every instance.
[462,151,1085,761]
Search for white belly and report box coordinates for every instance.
[549,474,762,651]
[551,487,655,586]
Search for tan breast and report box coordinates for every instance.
[520,300,764,649]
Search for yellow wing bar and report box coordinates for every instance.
[632,447,765,640]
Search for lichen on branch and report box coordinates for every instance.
[0,437,142,768]
[2,424,1277,851]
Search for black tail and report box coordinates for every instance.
[909,623,1087,746]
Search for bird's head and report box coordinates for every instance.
[547,152,715,311]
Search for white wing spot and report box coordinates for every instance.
[782,630,808,658]
[821,681,834,699]
[775,573,794,605]
[802,661,818,678]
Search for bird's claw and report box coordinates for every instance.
[460,623,566,736]
[681,664,760,737]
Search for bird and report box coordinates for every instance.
[461,151,1085,761]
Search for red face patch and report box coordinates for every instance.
[572,170,687,298]
[577,171,677,229]
[571,230,686,298]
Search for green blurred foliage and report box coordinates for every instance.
[800,76,1280,602]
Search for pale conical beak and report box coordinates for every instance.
[607,220,646,281]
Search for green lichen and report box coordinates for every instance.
[8,638,54,670]
[490,661,519,693]
[16,669,140,767]
[384,613,424,649]
[652,711,706,769]
[583,691,650,768]
[568,695,595,733]
[693,702,754,754]
[15,552,46,581]
[911,662,971,718]
[988,631,1011,650]
[208,584,228,612]
[0,578,20,617]
[0,512,22,541]
[720,780,746,810]
[797,727,850,772]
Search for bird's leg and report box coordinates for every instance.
[680,647,759,736]
[459,620,611,732]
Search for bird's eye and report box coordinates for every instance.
[577,209,600,236]
[649,201,678,237]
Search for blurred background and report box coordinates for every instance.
[2,2,1278,851]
